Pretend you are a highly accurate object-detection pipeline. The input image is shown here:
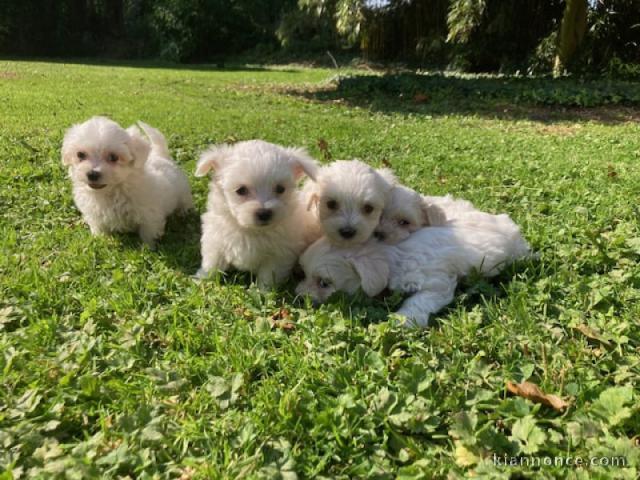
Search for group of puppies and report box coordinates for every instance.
[62,116,530,327]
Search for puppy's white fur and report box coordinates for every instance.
[375,182,489,244]
[62,116,193,246]
[196,140,318,288]
[305,160,395,247]
[296,217,530,328]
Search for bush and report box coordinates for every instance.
[329,72,640,108]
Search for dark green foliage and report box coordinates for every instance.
[363,0,451,65]
[0,0,639,74]
[446,0,565,72]
[325,72,640,108]
[0,0,294,60]
[151,0,296,62]
[276,0,341,52]
[0,0,154,57]
[578,0,640,75]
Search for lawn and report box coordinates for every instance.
[1,60,639,479]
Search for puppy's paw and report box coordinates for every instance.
[88,223,106,236]
[194,268,209,280]
[401,281,422,293]
[143,240,158,251]
[395,307,429,328]
[139,224,163,249]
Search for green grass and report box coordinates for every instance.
[1,60,639,479]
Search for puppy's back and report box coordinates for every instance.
[396,219,529,278]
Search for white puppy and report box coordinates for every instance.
[62,116,193,246]
[305,160,395,246]
[195,140,318,288]
[374,182,489,244]
[296,218,529,327]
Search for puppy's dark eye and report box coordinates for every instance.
[236,186,249,196]
[77,151,87,160]
[326,200,338,210]
[398,219,411,226]
[275,184,285,194]
[107,153,119,163]
[318,278,331,288]
[363,204,374,214]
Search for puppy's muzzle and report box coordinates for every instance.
[255,208,273,225]
[86,170,106,189]
[338,226,356,239]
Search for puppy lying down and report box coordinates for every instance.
[296,215,530,327]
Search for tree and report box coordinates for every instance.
[553,0,588,76]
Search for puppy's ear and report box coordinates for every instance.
[348,248,389,297]
[61,125,81,166]
[421,200,447,226]
[137,121,170,158]
[307,192,319,212]
[377,167,398,186]
[126,126,151,166]
[195,144,234,177]
[283,147,318,180]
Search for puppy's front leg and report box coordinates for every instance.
[87,219,107,236]
[395,275,457,328]
[196,256,229,279]
[256,258,295,290]
[197,229,230,278]
[139,218,166,249]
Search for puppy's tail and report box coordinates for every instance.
[137,121,170,158]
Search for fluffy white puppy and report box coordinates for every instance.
[195,140,318,288]
[62,116,193,246]
[305,160,395,246]
[296,218,529,328]
[374,183,489,244]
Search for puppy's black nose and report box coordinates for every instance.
[374,231,386,241]
[256,208,273,223]
[87,171,101,182]
[339,227,356,239]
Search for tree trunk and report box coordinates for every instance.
[553,0,588,76]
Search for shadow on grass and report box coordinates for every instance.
[296,72,640,124]
[1,56,302,74]
[156,210,202,274]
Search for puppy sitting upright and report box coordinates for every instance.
[306,160,395,246]
[62,116,193,247]
[195,140,318,289]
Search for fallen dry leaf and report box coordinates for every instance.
[573,324,612,348]
[271,308,290,321]
[506,381,569,411]
[270,308,295,330]
[413,93,429,104]
[317,138,331,161]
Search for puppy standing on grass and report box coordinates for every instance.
[62,116,193,247]
[305,160,396,246]
[195,140,318,289]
